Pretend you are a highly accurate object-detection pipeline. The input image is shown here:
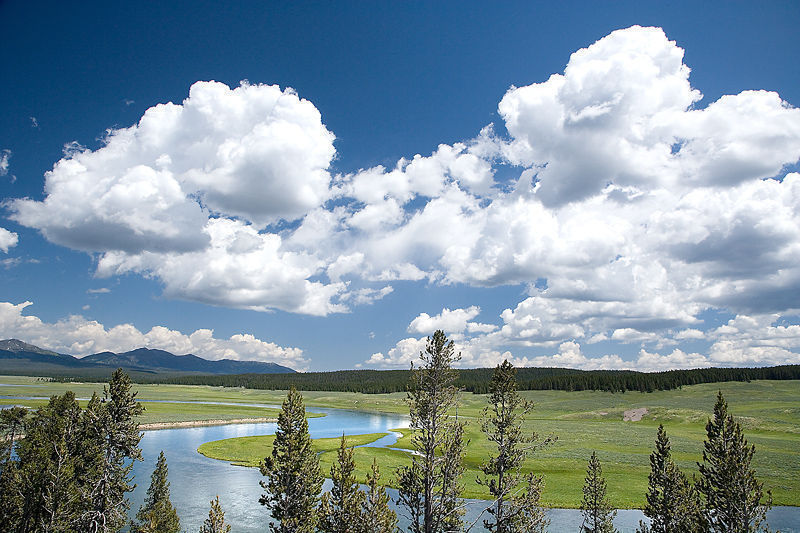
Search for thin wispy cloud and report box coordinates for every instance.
[86,287,111,294]
[0,150,10,176]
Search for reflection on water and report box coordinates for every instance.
[122,407,797,533]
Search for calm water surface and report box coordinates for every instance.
[129,406,799,533]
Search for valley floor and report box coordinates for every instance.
[2,376,798,508]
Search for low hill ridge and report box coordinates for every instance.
[0,340,295,376]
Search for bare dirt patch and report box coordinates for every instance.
[623,408,648,422]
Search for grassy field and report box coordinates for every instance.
[0,376,295,425]
[198,432,388,467]
[2,376,798,508]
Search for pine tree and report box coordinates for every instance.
[131,451,181,533]
[319,434,366,532]
[73,392,105,530]
[14,392,82,532]
[397,330,465,533]
[200,496,232,533]
[361,458,398,533]
[260,386,323,533]
[580,451,616,533]
[698,391,771,532]
[78,369,144,533]
[478,360,554,533]
[637,425,701,533]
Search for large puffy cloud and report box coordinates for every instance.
[9,81,343,315]
[11,82,335,252]
[497,26,800,205]
[11,81,335,250]
[7,27,800,369]
[0,301,307,369]
[497,26,700,205]
[0,227,18,252]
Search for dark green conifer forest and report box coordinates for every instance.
[136,364,800,395]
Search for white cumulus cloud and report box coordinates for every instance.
[0,227,18,253]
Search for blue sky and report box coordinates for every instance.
[1,1,800,371]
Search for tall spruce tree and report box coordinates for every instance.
[478,360,554,533]
[260,386,323,533]
[637,425,701,533]
[580,451,616,533]
[16,392,82,532]
[200,496,232,533]
[319,434,366,533]
[698,391,771,532]
[397,330,465,533]
[78,369,144,533]
[361,457,398,533]
[131,451,180,533]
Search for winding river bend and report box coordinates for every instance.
[128,406,799,533]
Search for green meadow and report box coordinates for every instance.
[198,433,388,467]
[0,376,293,424]
[2,376,798,508]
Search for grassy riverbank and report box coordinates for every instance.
[2,376,798,507]
[198,432,389,467]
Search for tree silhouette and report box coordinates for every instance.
[397,330,465,533]
[200,496,232,533]
[260,386,323,533]
[580,451,616,533]
[698,391,771,532]
[131,451,180,533]
[478,360,554,533]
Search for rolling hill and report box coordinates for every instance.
[0,339,295,377]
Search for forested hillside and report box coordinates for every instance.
[136,364,800,394]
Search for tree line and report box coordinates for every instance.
[1,330,776,532]
[133,363,800,394]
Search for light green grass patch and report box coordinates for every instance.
[197,432,389,467]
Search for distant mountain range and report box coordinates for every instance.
[0,339,295,377]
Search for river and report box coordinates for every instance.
[127,405,799,533]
